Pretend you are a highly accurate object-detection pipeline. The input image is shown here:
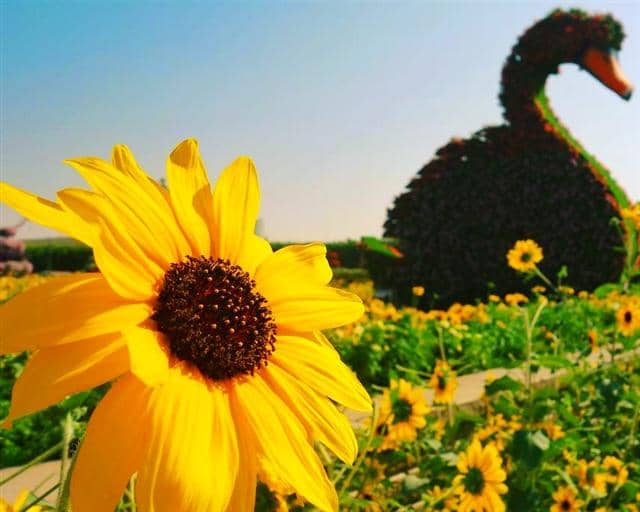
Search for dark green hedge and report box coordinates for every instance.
[23,240,364,272]
[25,244,95,272]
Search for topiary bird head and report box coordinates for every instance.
[501,9,633,125]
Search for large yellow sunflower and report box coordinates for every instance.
[453,440,507,512]
[429,360,457,404]
[507,239,543,272]
[0,139,372,511]
[376,378,429,450]
[550,486,583,512]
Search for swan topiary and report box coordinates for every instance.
[384,9,634,306]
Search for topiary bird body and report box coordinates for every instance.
[385,9,634,306]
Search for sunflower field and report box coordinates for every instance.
[0,145,639,512]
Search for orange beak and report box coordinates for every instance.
[582,47,633,100]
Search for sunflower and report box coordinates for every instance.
[0,139,371,512]
[507,239,543,272]
[504,292,529,306]
[453,440,507,512]
[377,378,429,450]
[0,490,42,512]
[430,360,458,404]
[616,301,640,336]
[412,285,425,297]
[573,459,607,495]
[550,486,583,512]
[602,455,628,486]
[588,329,599,354]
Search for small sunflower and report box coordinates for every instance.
[616,301,640,336]
[602,455,628,486]
[412,285,425,297]
[430,360,457,404]
[0,140,371,512]
[504,292,529,306]
[454,440,507,512]
[550,486,583,512]
[0,490,42,512]
[377,378,429,450]
[588,329,599,354]
[573,459,607,495]
[507,239,543,272]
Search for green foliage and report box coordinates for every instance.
[25,242,94,272]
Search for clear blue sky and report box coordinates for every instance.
[1,0,638,242]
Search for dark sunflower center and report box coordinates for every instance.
[438,375,448,391]
[520,252,532,263]
[560,499,571,511]
[152,256,277,381]
[392,398,413,423]
[624,311,632,324]
[463,467,485,495]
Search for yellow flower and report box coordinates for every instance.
[616,301,640,336]
[602,455,628,486]
[532,285,546,294]
[488,294,501,303]
[454,440,508,512]
[588,330,599,354]
[429,360,458,404]
[0,490,42,512]
[505,293,529,306]
[573,459,607,495]
[550,486,583,512]
[507,239,543,272]
[425,485,456,511]
[377,379,429,450]
[621,203,640,229]
[412,285,425,297]
[0,140,371,512]
[538,420,564,440]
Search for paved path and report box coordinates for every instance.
[2,347,638,504]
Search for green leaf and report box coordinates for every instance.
[511,429,549,469]
[534,354,573,369]
[485,375,524,395]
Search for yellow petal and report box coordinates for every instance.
[211,156,260,264]
[265,363,358,464]
[233,373,338,512]
[4,334,128,423]
[166,139,214,257]
[0,182,93,246]
[64,158,179,271]
[0,273,151,354]
[71,374,152,512]
[227,392,258,511]
[136,366,239,512]
[272,336,371,412]
[111,145,191,256]
[255,243,332,298]
[270,287,364,331]
[235,234,273,278]
[125,326,170,387]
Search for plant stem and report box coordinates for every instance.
[338,404,379,495]
[56,412,76,512]
[18,483,60,512]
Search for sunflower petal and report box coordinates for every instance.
[71,374,152,512]
[255,243,332,298]
[235,235,273,277]
[272,336,371,412]
[227,392,258,511]
[211,156,260,264]
[0,273,151,354]
[136,367,239,512]
[0,182,93,246]
[166,139,214,257]
[265,363,358,464]
[4,334,128,423]
[125,326,170,387]
[269,287,364,331]
[234,373,338,512]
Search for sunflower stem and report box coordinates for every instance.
[55,412,76,512]
[0,441,64,486]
